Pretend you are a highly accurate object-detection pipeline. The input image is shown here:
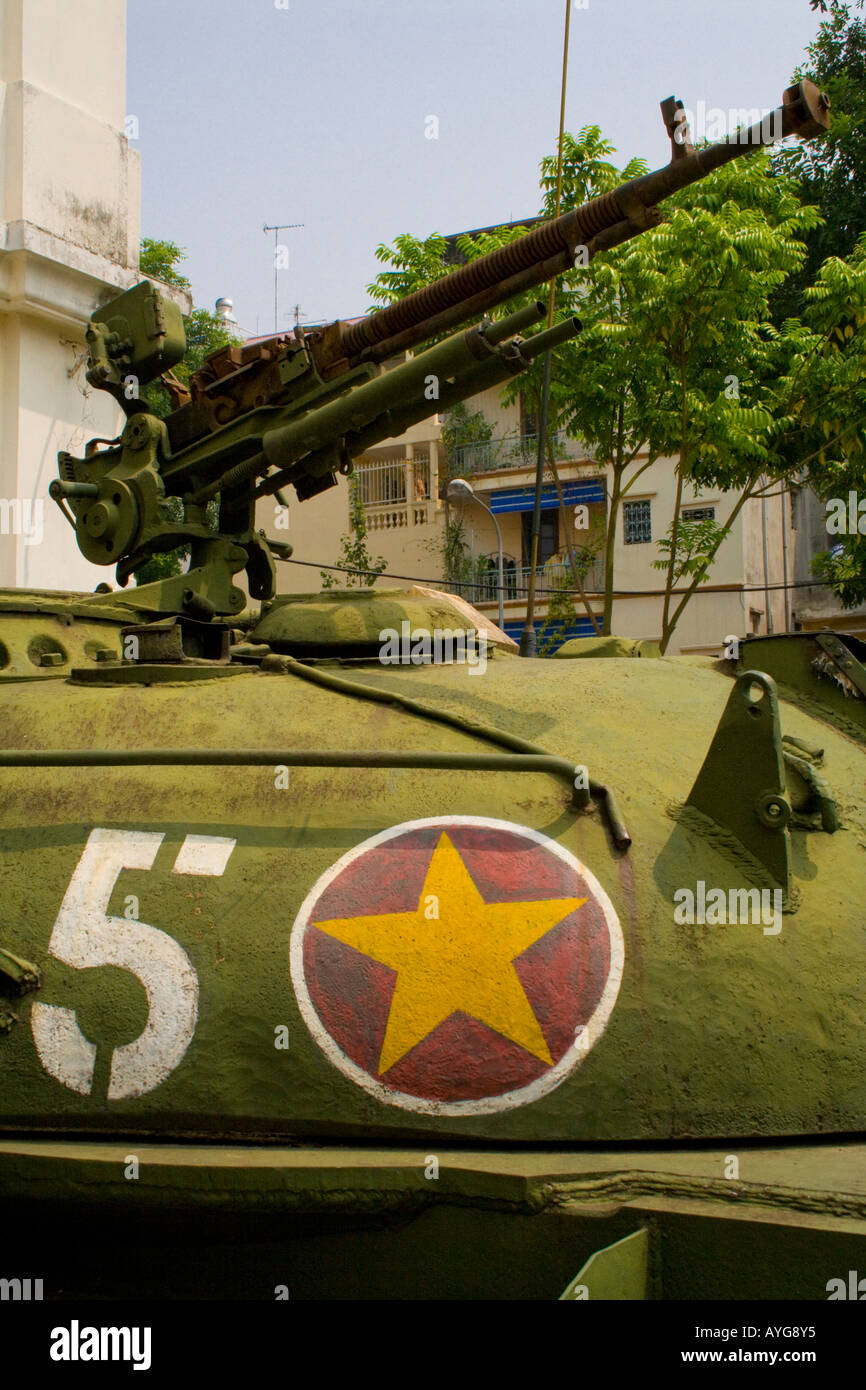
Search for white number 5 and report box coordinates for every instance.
[31,828,232,1100]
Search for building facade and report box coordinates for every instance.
[0,0,189,595]
[266,365,866,654]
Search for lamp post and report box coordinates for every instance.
[446,478,505,633]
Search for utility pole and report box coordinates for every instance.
[520,0,571,656]
[263,222,304,334]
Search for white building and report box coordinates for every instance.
[0,0,188,594]
[266,369,866,654]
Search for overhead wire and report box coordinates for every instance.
[283,555,842,599]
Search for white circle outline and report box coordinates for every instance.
[289,816,625,1117]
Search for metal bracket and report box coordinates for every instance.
[615,184,665,233]
[685,671,792,893]
[660,95,694,159]
[0,947,41,996]
[120,615,232,665]
[559,1228,649,1300]
[782,735,838,833]
[813,630,866,700]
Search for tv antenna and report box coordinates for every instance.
[263,222,304,334]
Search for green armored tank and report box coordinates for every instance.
[3,80,864,1302]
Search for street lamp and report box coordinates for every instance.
[446,477,505,633]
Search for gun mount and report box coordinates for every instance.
[51,80,829,623]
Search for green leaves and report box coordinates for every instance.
[440,403,493,475]
[320,476,386,589]
[367,232,451,307]
[774,1,866,316]
[778,234,866,603]
[137,237,242,420]
[139,238,192,292]
[652,516,728,584]
[363,87,865,641]
[538,127,648,214]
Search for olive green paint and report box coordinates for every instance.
[2,1139,865,1299]
[560,1228,649,1299]
[1,650,865,1144]
[554,636,661,660]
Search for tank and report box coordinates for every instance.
[3,80,863,1304]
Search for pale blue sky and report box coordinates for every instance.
[128,0,821,336]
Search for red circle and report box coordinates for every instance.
[302,822,612,1104]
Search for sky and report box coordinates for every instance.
[127,0,822,337]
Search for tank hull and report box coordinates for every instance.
[2,621,865,1299]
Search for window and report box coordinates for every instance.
[522,510,558,565]
[623,498,652,544]
[681,506,715,523]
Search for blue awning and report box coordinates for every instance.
[489,479,605,515]
[502,618,597,653]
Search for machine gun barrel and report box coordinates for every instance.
[518,315,582,359]
[481,301,547,344]
[342,316,583,464]
[336,80,829,367]
[195,310,582,508]
[261,320,533,478]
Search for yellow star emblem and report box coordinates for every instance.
[314,832,586,1074]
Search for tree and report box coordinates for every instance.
[368,128,645,639]
[439,402,493,477]
[368,135,856,652]
[772,0,866,318]
[138,238,240,412]
[134,239,241,583]
[320,476,387,588]
[437,514,498,604]
[798,0,866,264]
[776,236,866,607]
[442,515,475,590]
[537,572,578,656]
[576,151,822,652]
[762,0,866,610]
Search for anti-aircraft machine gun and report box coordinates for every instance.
[8,78,866,1308]
[50,81,830,628]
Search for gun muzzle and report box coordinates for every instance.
[518,316,582,360]
[481,301,547,345]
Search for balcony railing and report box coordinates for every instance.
[365,501,434,530]
[448,431,594,478]
[355,453,434,529]
[355,452,430,506]
[455,558,606,607]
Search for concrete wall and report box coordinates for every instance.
[0,0,145,593]
[788,486,866,631]
[471,381,522,437]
